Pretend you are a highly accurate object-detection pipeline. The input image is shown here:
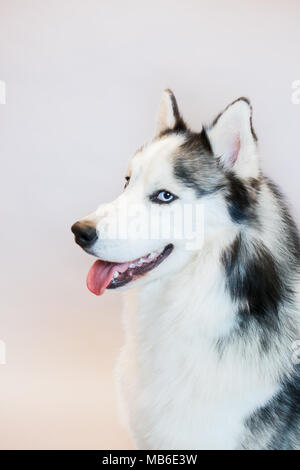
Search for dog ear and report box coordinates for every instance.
[156,89,185,135]
[207,98,259,178]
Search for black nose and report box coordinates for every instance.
[71,221,98,248]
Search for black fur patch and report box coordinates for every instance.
[244,365,300,449]
[225,173,259,224]
[221,234,290,334]
[219,176,300,357]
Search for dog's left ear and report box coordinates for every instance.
[156,89,185,136]
[207,98,259,179]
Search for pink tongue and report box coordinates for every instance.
[86,260,129,296]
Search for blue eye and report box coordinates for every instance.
[150,190,178,204]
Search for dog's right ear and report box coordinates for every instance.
[156,89,186,136]
[206,98,259,179]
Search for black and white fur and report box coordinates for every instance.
[75,90,300,449]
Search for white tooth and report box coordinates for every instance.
[113,271,119,278]
[129,264,135,268]
[149,252,156,259]
[140,258,146,263]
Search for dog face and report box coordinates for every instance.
[72,90,260,295]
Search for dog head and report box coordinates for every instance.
[72,90,259,295]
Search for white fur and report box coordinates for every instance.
[116,233,279,450]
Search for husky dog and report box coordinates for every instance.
[71,90,300,450]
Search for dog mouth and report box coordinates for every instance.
[86,244,174,296]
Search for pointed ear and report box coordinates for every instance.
[156,89,185,135]
[207,98,259,178]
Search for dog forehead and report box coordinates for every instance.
[130,134,186,176]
